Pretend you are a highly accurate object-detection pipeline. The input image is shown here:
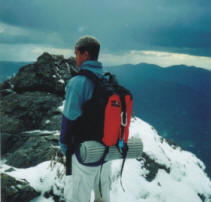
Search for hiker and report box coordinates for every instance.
[60,36,111,202]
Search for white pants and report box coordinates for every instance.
[64,155,111,202]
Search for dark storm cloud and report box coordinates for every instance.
[0,0,210,56]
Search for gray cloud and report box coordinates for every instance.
[0,0,210,57]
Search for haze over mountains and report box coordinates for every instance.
[1,60,211,178]
[106,63,211,140]
[0,61,29,82]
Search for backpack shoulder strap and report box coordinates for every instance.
[78,69,100,85]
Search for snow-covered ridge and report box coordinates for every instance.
[1,117,211,202]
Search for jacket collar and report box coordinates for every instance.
[80,60,102,70]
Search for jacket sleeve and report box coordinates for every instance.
[60,115,76,144]
[63,77,84,120]
[60,76,94,145]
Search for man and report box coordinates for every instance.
[60,36,111,202]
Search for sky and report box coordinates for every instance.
[0,0,211,69]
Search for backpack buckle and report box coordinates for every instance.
[121,112,127,127]
[118,139,124,148]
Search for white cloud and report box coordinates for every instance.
[0,43,74,62]
[31,46,74,58]
[0,22,29,36]
[100,50,211,70]
[78,26,85,33]
[0,42,210,71]
[0,25,5,33]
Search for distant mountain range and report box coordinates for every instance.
[1,61,211,177]
[0,61,30,82]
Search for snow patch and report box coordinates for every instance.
[58,79,65,84]
[45,120,51,124]
[22,130,57,134]
[57,101,65,113]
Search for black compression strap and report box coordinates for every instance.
[119,144,128,192]
[104,72,114,83]
[78,69,100,85]
[66,147,73,175]
[99,146,109,198]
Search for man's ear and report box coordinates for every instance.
[84,50,90,60]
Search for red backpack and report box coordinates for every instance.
[75,70,133,148]
[66,70,133,178]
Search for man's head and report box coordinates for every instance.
[74,36,100,67]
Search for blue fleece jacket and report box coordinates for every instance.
[60,60,104,154]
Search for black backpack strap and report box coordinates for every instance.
[104,72,114,83]
[79,69,116,85]
[99,146,109,198]
[66,144,74,175]
[119,143,128,192]
[78,69,100,85]
[116,143,128,192]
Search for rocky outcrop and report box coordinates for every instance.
[1,53,77,96]
[1,173,40,202]
[3,130,61,168]
[140,152,170,181]
[0,52,77,134]
[0,52,77,169]
[1,91,63,134]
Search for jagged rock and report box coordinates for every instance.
[4,131,61,168]
[1,133,23,155]
[0,88,14,96]
[1,91,63,134]
[1,173,40,202]
[140,152,170,181]
[0,52,74,168]
[40,114,63,131]
[0,79,14,91]
[0,52,76,135]
[44,189,65,202]
[1,52,77,96]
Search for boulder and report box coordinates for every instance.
[1,91,63,134]
[140,152,170,181]
[2,53,77,96]
[1,133,28,155]
[3,131,61,168]
[1,173,40,202]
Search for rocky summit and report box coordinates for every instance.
[0,52,78,201]
[0,53,77,133]
[0,52,77,167]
